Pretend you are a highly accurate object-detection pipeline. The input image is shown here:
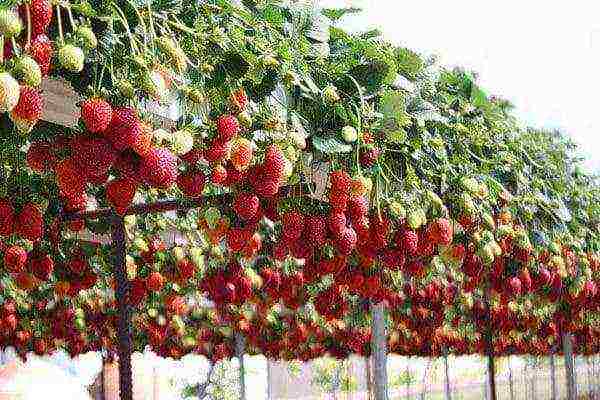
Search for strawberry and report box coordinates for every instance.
[147,272,165,292]
[305,215,326,247]
[26,141,55,172]
[80,98,112,133]
[229,88,248,112]
[74,26,97,50]
[360,147,380,168]
[348,196,369,221]
[0,199,14,236]
[230,137,253,171]
[10,85,43,133]
[4,245,27,273]
[328,212,346,239]
[71,136,117,180]
[106,106,142,151]
[177,170,205,198]
[330,170,351,194]
[336,227,357,256]
[55,157,87,205]
[203,139,231,164]
[233,193,259,221]
[20,0,52,36]
[27,34,53,76]
[13,55,42,87]
[141,147,178,189]
[263,145,285,180]
[30,253,53,281]
[397,228,418,257]
[15,203,43,241]
[0,72,20,112]
[0,9,22,38]
[131,122,153,157]
[429,218,453,246]
[216,115,240,142]
[106,178,137,215]
[58,44,84,73]
[282,211,304,242]
[211,164,227,185]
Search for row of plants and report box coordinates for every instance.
[0,0,598,362]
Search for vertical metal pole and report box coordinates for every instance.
[366,356,373,400]
[564,333,577,400]
[508,356,515,400]
[371,302,388,400]
[531,357,537,400]
[444,349,451,400]
[235,333,247,400]
[588,357,593,399]
[112,214,133,400]
[267,359,272,400]
[483,289,497,400]
[550,354,557,400]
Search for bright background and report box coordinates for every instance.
[321,0,600,171]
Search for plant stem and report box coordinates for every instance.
[67,6,77,31]
[146,1,156,53]
[55,5,64,43]
[0,36,4,64]
[112,3,139,54]
[25,4,31,47]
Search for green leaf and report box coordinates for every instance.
[312,136,352,154]
[321,7,362,22]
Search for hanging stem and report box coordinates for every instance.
[146,1,156,53]
[55,5,64,43]
[112,3,139,54]
[66,6,77,31]
[25,4,31,47]
[0,35,4,64]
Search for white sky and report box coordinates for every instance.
[320,0,600,171]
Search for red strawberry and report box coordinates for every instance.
[26,141,55,172]
[359,147,380,168]
[15,203,43,241]
[336,227,357,256]
[233,193,259,221]
[146,272,165,292]
[55,157,87,204]
[263,145,285,180]
[249,166,279,198]
[305,215,326,247]
[176,258,196,280]
[429,218,453,246]
[348,196,369,221]
[106,178,137,215]
[508,276,522,297]
[230,138,253,171]
[397,228,418,257]
[20,0,52,36]
[131,122,153,157]
[10,86,43,133]
[216,115,240,142]
[113,151,141,182]
[80,98,112,133]
[177,170,205,198]
[223,161,247,187]
[4,246,27,273]
[31,253,53,281]
[105,106,142,150]
[211,164,227,185]
[0,200,14,236]
[27,34,53,76]
[141,147,178,189]
[330,170,351,193]
[204,139,231,164]
[71,136,116,180]
[328,212,347,239]
[130,278,147,305]
[282,211,304,242]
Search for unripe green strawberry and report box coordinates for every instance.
[156,36,187,73]
[323,85,340,103]
[482,213,495,230]
[0,72,20,113]
[172,246,185,262]
[496,224,514,238]
[389,201,406,219]
[13,56,42,87]
[549,241,561,255]
[182,86,204,104]
[116,79,135,99]
[183,336,197,348]
[238,110,253,128]
[75,26,98,50]
[0,9,22,38]
[407,208,426,230]
[171,129,194,155]
[58,44,85,73]
[460,177,479,194]
[341,126,357,143]
[141,69,167,102]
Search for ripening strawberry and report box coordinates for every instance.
[229,88,248,112]
[81,97,112,133]
[71,136,116,180]
[281,211,304,242]
[20,0,52,36]
[230,137,253,171]
[147,272,165,292]
[216,115,240,142]
[10,85,43,133]
[55,157,87,206]
[26,141,55,172]
[105,106,142,151]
